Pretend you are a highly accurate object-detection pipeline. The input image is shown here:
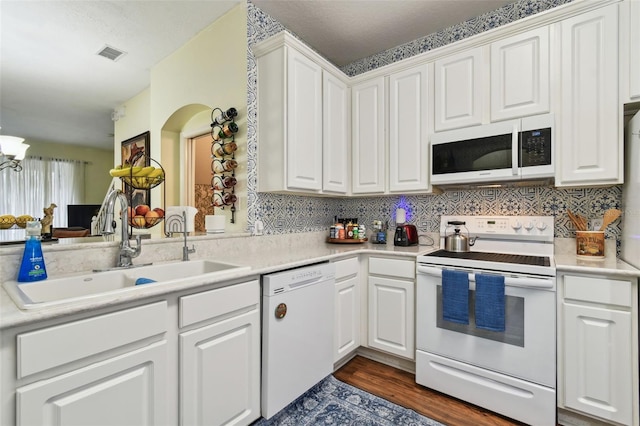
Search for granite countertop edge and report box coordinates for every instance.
[2,237,639,330]
[0,241,437,330]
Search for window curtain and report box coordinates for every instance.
[0,157,86,227]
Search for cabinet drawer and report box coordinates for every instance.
[564,275,632,307]
[334,257,359,280]
[369,257,415,279]
[179,279,259,328]
[17,301,167,379]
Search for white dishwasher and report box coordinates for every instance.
[261,262,335,419]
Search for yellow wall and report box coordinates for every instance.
[115,3,248,233]
[113,88,151,166]
[25,140,114,204]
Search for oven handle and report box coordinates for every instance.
[416,265,554,289]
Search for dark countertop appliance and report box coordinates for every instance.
[394,224,418,246]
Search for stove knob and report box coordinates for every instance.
[524,221,534,231]
[511,220,522,230]
[536,222,547,231]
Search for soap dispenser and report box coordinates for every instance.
[17,220,47,282]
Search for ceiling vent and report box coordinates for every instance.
[97,45,126,61]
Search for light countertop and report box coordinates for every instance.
[1,233,638,330]
[0,232,437,329]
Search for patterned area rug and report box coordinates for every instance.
[253,375,444,425]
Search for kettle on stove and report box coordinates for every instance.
[444,221,479,252]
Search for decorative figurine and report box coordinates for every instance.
[41,203,57,237]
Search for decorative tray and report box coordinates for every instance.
[326,237,368,244]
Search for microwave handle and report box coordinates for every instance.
[417,265,554,289]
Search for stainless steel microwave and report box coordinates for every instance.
[430,114,554,186]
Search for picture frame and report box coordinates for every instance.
[121,131,150,207]
[121,131,150,167]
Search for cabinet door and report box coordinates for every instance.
[352,77,385,194]
[334,275,360,362]
[389,65,430,192]
[491,27,550,121]
[558,5,621,186]
[629,0,640,100]
[434,47,484,131]
[562,302,632,425]
[323,71,349,193]
[368,276,414,359]
[286,48,323,191]
[16,341,167,425]
[180,308,260,426]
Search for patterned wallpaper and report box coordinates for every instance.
[246,0,623,247]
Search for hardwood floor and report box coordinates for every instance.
[334,355,527,426]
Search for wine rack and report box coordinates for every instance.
[210,107,238,224]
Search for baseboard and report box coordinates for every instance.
[354,347,416,374]
[558,408,617,426]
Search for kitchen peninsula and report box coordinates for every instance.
[0,230,638,426]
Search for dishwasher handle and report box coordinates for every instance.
[417,265,554,289]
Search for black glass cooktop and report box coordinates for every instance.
[425,249,550,267]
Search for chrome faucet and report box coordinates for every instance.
[181,210,196,261]
[102,189,142,267]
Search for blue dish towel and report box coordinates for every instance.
[475,273,505,332]
[442,269,469,325]
[135,277,157,285]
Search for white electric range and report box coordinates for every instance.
[416,215,556,426]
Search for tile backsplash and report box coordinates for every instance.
[246,0,622,248]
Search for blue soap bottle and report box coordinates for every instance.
[17,220,47,282]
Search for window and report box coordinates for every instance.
[0,157,86,227]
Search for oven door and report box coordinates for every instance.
[416,264,555,387]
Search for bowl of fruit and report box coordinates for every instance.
[109,165,165,190]
[129,205,165,229]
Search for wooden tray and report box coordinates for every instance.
[326,237,368,244]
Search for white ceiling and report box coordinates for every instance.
[1,0,514,151]
[252,0,515,67]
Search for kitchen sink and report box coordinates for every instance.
[3,260,250,310]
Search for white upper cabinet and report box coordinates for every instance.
[434,47,484,131]
[257,45,322,193]
[557,4,622,186]
[323,71,350,194]
[285,49,323,191]
[389,65,431,193]
[621,0,640,103]
[256,34,350,195]
[490,27,550,121]
[630,0,640,100]
[352,77,386,194]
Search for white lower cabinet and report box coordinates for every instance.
[179,279,261,426]
[180,310,260,426]
[558,273,639,426]
[3,280,261,426]
[367,257,415,359]
[11,301,169,426]
[16,341,167,425]
[333,256,361,363]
